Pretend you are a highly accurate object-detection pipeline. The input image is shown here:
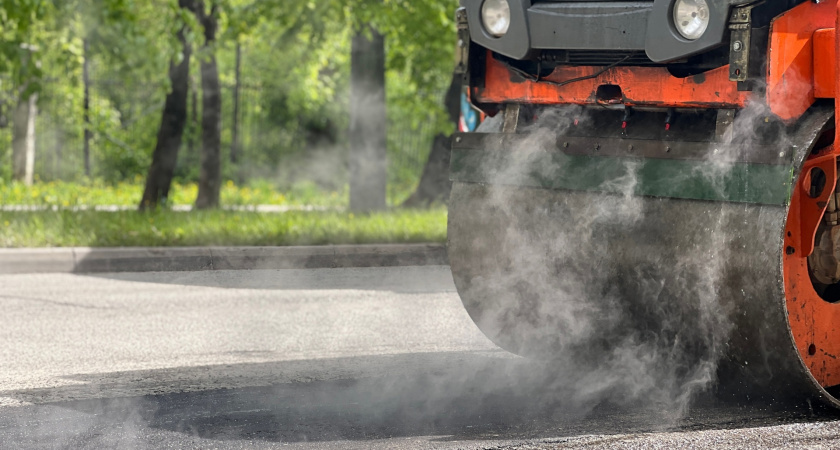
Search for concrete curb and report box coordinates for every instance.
[0,244,449,275]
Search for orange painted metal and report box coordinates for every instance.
[475,54,750,109]
[784,185,840,388]
[767,1,835,121]
[836,1,840,147]
[467,0,840,388]
[782,0,840,390]
[794,150,837,258]
[813,28,836,99]
[475,1,837,122]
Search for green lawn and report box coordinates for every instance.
[0,179,348,208]
[0,208,448,248]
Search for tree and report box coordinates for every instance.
[12,86,37,186]
[402,71,461,207]
[245,0,459,203]
[0,0,461,202]
[11,46,39,186]
[230,42,241,165]
[349,27,387,212]
[0,3,51,185]
[139,27,192,210]
[346,1,460,207]
[138,0,222,210]
[186,0,223,209]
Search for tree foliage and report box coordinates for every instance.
[0,0,460,203]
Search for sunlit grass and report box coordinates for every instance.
[0,208,448,248]
[0,178,349,208]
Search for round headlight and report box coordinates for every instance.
[481,0,511,38]
[673,0,710,41]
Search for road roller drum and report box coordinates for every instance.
[449,0,840,408]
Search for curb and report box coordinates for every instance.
[0,244,449,275]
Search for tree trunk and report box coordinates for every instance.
[349,27,387,212]
[83,38,92,177]
[53,130,63,180]
[139,29,191,211]
[12,91,37,186]
[192,81,199,152]
[192,1,222,210]
[195,51,222,209]
[188,76,199,160]
[401,72,462,207]
[401,134,453,207]
[230,43,242,165]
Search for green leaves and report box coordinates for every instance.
[0,0,460,195]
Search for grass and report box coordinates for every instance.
[0,179,348,208]
[0,208,448,248]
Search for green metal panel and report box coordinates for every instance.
[450,148,794,205]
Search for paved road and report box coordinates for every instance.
[1,267,839,449]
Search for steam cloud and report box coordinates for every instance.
[450,100,795,421]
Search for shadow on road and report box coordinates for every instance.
[82,265,458,293]
[0,351,824,447]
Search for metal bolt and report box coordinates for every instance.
[733,41,743,52]
[628,145,634,152]
[594,144,600,151]
[455,136,462,143]
[563,142,569,148]
[714,148,720,154]
[779,151,786,158]
[666,146,671,153]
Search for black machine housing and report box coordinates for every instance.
[462,0,806,80]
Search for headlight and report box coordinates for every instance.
[673,0,710,41]
[481,0,511,38]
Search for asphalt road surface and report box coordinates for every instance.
[1,266,840,449]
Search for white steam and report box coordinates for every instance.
[448,103,789,421]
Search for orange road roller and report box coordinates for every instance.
[449,0,840,407]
